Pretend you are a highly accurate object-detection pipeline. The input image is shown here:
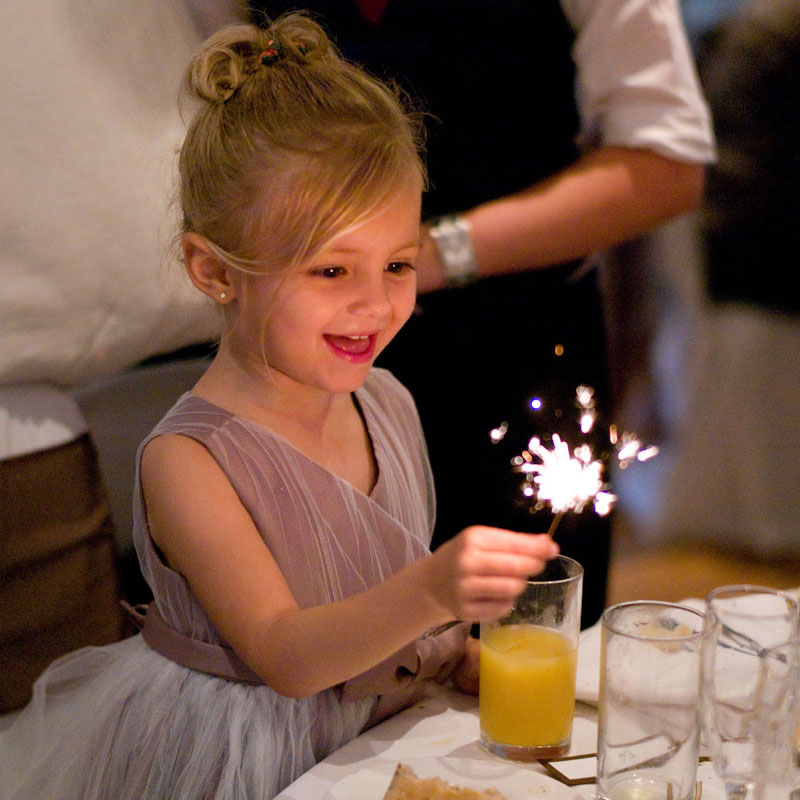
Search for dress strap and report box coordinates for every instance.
[120,601,265,684]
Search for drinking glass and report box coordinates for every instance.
[596,601,708,800]
[754,637,800,800]
[479,555,583,761]
[700,585,799,800]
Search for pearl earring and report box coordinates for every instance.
[219,292,227,300]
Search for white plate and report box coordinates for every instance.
[323,756,580,799]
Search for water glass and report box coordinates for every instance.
[754,637,800,800]
[479,555,583,761]
[596,601,708,800]
[701,585,799,800]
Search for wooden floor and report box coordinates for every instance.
[606,516,799,606]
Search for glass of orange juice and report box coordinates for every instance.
[479,554,583,761]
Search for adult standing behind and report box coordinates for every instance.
[249,0,715,626]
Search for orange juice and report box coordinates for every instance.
[480,624,577,747]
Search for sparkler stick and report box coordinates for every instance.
[546,511,564,538]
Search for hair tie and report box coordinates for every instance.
[259,38,284,66]
[259,37,311,66]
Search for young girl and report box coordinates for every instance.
[0,14,557,799]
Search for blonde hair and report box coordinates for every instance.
[179,13,426,276]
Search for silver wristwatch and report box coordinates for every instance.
[428,214,479,287]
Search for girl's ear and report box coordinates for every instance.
[182,233,234,304]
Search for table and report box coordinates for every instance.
[275,683,726,799]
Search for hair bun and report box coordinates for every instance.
[185,17,331,105]
[185,26,262,104]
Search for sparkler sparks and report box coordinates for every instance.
[495,386,658,537]
[512,433,616,534]
[489,421,509,444]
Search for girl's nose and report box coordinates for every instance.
[350,274,393,319]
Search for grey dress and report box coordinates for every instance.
[0,368,468,799]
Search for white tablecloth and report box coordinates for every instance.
[275,684,725,800]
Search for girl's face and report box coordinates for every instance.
[233,180,421,399]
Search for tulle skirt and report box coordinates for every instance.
[0,635,374,800]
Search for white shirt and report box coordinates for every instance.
[562,0,716,163]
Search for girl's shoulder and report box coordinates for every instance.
[139,392,279,463]
[146,392,235,441]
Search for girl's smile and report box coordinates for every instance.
[323,332,378,362]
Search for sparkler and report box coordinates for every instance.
[493,386,658,538]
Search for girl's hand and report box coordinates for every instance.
[425,526,559,622]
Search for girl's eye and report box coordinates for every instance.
[386,261,415,275]
[315,266,345,278]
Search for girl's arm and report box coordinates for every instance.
[141,434,557,698]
